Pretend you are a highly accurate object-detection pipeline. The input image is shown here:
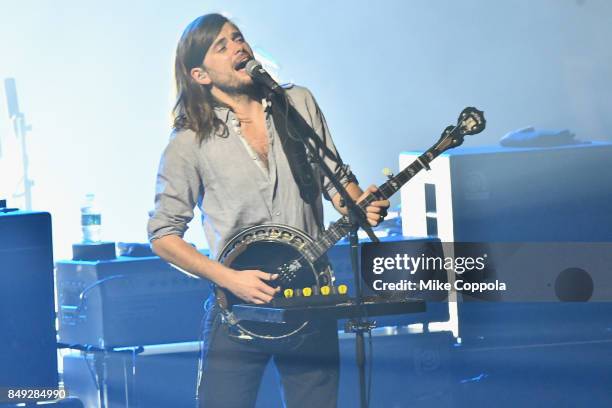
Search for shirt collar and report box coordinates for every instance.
[213,105,232,123]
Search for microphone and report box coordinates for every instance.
[4,78,21,119]
[245,60,284,95]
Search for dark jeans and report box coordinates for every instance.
[196,305,339,408]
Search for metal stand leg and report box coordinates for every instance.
[345,227,376,408]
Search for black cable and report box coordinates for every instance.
[76,274,127,312]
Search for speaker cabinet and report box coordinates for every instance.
[56,256,212,348]
[0,211,58,394]
[400,142,612,242]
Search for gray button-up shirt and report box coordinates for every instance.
[147,86,355,259]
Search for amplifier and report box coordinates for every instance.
[454,303,612,408]
[56,254,212,348]
[400,142,612,241]
[0,210,58,397]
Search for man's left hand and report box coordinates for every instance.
[357,185,390,227]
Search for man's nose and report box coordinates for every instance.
[231,42,248,55]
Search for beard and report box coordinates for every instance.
[206,66,268,105]
[209,69,258,95]
[216,80,256,95]
[214,79,266,101]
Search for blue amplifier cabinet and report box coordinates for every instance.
[56,253,212,348]
[0,210,59,402]
[400,142,612,242]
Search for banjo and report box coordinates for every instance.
[215,107,486,340]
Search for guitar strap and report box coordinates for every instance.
[270,93,324,228]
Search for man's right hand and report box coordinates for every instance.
[150,235,281,304]
[223,269,281,304]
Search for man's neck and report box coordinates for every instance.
[211,87,263,122]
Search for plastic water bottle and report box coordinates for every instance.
[81,193,102,243]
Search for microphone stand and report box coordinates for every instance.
[4,78,34,211]
[272,89,377,408]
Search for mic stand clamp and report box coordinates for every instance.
[344,319,376,334]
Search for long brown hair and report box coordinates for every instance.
[173,13,229,142]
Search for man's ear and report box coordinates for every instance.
[190,66,211,85]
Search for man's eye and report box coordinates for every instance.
[217,46,226,52]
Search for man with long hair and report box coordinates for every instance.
[148,13,389,407]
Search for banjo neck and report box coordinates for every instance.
[303,106,486,262]
[304,146,439,261]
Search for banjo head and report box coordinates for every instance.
[216,224,333,340]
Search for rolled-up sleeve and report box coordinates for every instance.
[147,130,203,242]
[298,88,357,200]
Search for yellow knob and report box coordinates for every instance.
[320,286,331,296]
[338,284,348,295]
[303,287,312,297]
[284,288,294,298]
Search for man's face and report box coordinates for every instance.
[196,22,254,94]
